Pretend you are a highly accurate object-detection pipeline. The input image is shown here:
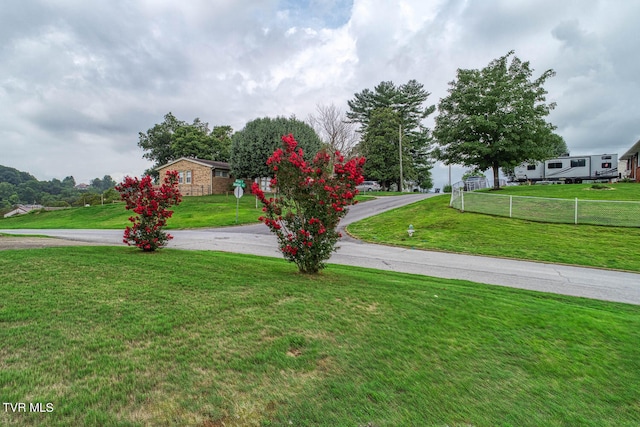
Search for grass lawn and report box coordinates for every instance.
[0,194,265,229]
[347,184,640,272]
[492,182,640,200]
[0,193,378,230]
[1,247,639,426]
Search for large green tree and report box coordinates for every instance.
[230,116,323,179]
[138,113,233,177]
[358,108,401,189]
[433,51,564,189]
[347,80,435,191]
[210,125,233,162]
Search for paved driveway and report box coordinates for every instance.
[2,194,639,305]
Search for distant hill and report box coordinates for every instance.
[0,165,121,211]
[0,165,38,185]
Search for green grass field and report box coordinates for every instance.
[0,194,265,229]
[451,183,640,227]
[1,247,639,426]
[0,193,379,230]
[347,184,640,272]
[490,182,640,200]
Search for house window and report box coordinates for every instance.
[178,172,185,184]
[527,165,536,171]
[215,169,229,178]
[571,159,586,167]
[186,170,192,184]
[548,162,563,169]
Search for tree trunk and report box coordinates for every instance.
[492,164,501,189]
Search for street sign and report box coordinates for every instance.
[234,186,243,224]
[233,179,246,188]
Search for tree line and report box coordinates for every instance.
[140,51,566,192]
[0,165,119,212]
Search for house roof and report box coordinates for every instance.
[156,157,231,170]
[620,139,640,160]
[3,204,43,218]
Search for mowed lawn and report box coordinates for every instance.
[1,247,639,426]
[0,194,265,229]
[347,183,640,272]
[0,192,381,231]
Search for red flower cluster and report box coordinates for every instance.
[253,134,365,273]
[115,170,182,251]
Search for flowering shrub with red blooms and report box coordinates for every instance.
[252,134,365,273]
[115,170,182,251]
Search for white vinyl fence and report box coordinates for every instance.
[449,183,640,227]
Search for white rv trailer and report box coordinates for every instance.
[513,154,618,184]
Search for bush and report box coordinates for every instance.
[115,171,182,251]
[252,134,365,273]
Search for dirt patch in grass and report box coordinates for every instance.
[0,235,111,250]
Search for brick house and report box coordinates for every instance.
[620,139,640,182]
[156,158,239,196]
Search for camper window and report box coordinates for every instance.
[527,165,536,170]
[548,162,563,169]
[571,159,586,167]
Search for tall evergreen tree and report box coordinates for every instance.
[347,80,435,190]
[358,108,402,189]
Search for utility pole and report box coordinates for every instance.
[399,124,403,192]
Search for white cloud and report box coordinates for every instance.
[0,0,638,188]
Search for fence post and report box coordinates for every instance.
[575,198,578,225]
[509,196,513,218]
[461,190,464,212]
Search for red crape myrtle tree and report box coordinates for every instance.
[115,170,182,251]
[252,134,366,273]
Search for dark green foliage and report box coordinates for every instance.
[0,165,37,185]
[138,112,233,177]
[359,108,401,189]
[90,175,117,192]
[434,51,564,189]
[347,80,435,190]
[210,125,233,162]
[0,164,119,210]
[229,116,323,179]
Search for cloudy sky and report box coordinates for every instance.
[1,0,638,188]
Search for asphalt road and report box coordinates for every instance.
[3,193,639,305]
